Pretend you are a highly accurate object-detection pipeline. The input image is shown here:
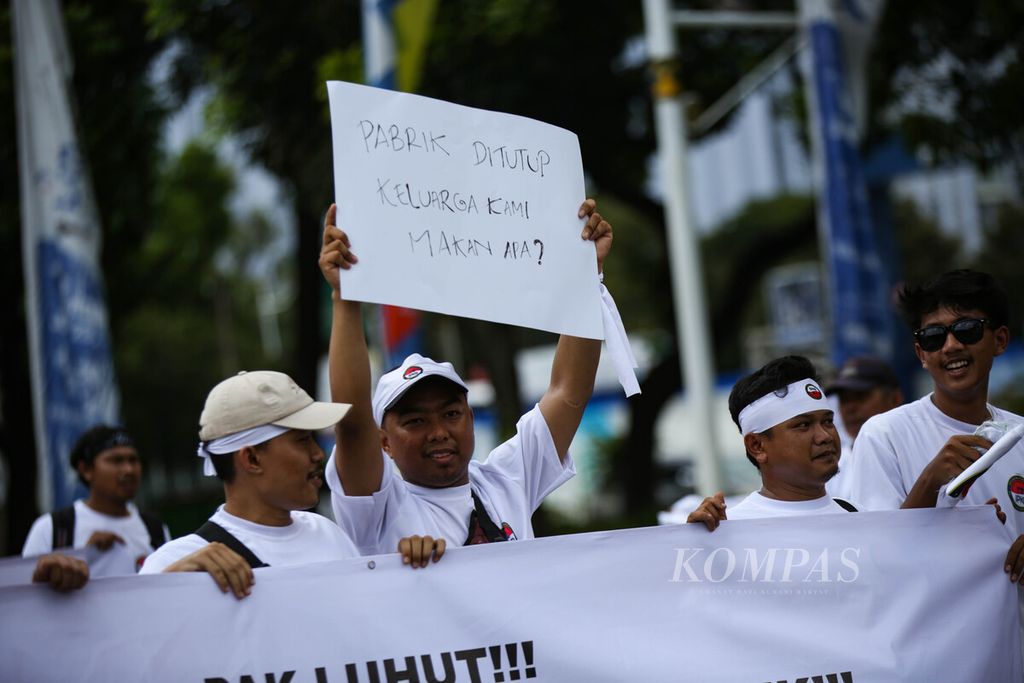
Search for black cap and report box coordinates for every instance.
[826,357,899,394]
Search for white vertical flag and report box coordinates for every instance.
[12,0,120,511]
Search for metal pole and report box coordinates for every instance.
[643,0,724,494]
[672,10,798,30]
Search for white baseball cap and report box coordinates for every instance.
[199,370,351,441]
[372,353,469,425]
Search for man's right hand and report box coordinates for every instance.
[904,435,991,507]
[319,203,359,295]
[398,535,446,569]
[686,492,727,532]
[163,542,254,599]
[86,531,125,551]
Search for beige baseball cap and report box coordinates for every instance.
[199,370,351,441]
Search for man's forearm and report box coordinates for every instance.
[539,334,601,456]
[329,294,385,494]
[329,295,371,410]
[901,477,940,509]
[549,335,601,405]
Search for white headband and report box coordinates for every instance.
[195,424,291,476]
[737,378,828,435]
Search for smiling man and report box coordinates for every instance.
[22,425,170,576]
[841,270,1024,582]
[687,356,855,530]
[319,200,611,554]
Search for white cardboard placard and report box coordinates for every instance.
[327,81,603,339]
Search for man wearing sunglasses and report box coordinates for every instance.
[842,269,1024,582]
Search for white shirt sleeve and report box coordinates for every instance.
[21,515,53,557]
[475,405,575,514]
[138,534,209,574]
[843,422,910,511]
[326,450,404,555]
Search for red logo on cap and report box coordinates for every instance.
[403,366,423,380]
[805,384,823,400]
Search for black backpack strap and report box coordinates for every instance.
[833,498,858,512]
[139,510,168,550]
[194,521,268,568]
[51,506,76,549]
[464,491,510,545]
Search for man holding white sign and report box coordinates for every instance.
[319,199,611,555]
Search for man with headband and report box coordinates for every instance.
[318,200,621,554]
[22,425,170,576]
[140,371,445,599]
[687,356,854,529]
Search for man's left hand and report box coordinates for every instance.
[579,199,612,273]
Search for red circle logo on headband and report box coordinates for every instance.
[403,366,423,380]
[805,384,823,400]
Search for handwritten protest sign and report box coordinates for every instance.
[327,81,604,339]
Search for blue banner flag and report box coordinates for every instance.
[13,0,120,510]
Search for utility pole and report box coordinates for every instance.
[642,1,800,495]
[642,0,723,494]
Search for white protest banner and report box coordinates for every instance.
[4,543,139,588]
[327,81,604,339]
[2,508,1020,682]
[0,548,89,589]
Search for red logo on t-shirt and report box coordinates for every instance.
[403,366,423,380]
[1009,476,1024,512]
[805,384,823,400]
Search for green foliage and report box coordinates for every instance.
[890,198,967,287]
[701,195,817,370]
[115,143,287,526]
[139,142,235,301]
[868,0,1024,173]
[144,0,367,396]
[146,0,362,207]
[589,194,672,335]
[974,203,1024,334]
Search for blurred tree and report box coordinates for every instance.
[973,202,1024,334]
[145,0,365,396]
[118,142,286,535]
[890,198,966,289]
[867,1,1024,177]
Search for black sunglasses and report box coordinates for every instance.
[914,318,990,352]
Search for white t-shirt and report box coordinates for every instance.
[21,500,170,576]
[328,404,575,555]
[139,506,358,574]
[843,394,1024,536]
[727,491,854,520]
